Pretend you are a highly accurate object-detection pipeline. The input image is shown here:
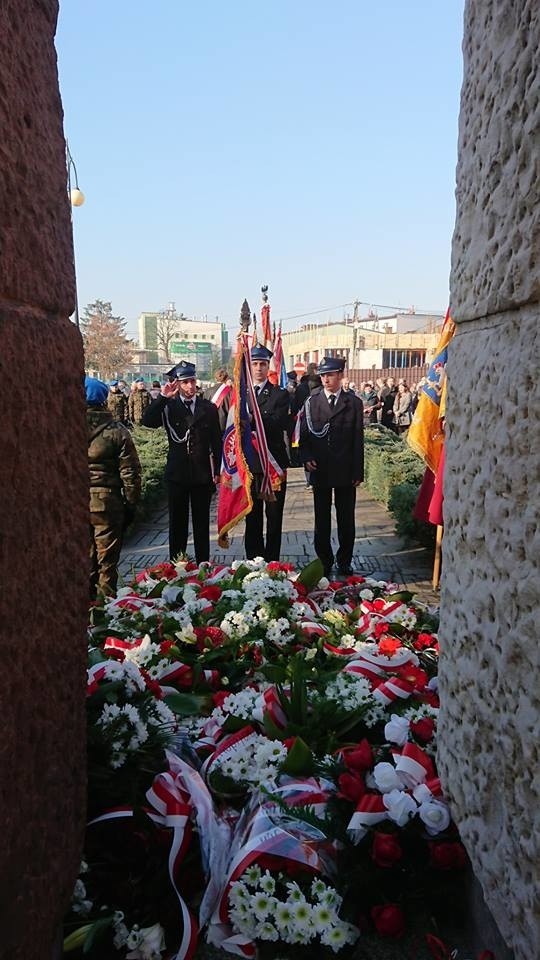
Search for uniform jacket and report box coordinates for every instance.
[107,390,127,422]
[142,394,222,485]
[87,408,141,508]
[253,382,290,470]
[128,388,151,424]
[299,387,364,486]
[292,373,322,414]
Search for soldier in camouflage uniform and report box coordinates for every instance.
[107,380,127,423]
[128,377,152,424]
[86,376,142,597]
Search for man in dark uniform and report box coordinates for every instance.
[142,360,222,563]
[87,376,141,598]
[244,345,290,561]
[299,357,364,577]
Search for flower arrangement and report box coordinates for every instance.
[64,557,478,960]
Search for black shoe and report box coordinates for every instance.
[337,564,353,576]
[323,564,333,578]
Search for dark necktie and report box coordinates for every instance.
[329,394,336,408]
[255,385,260,397]
[184,400,193,415]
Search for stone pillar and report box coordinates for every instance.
[439,2,539,959]
[0,2,88,958]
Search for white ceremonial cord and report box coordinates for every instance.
[305,396,330,438]
[163,405,190,444]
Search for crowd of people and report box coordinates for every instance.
[86,359,428,598]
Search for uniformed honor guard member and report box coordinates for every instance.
[107,380,127,423]
[128,377,152,424]
[86,376,142,598]
[244,344,290,561]
[142,360,222,563]
[299,357,364,577]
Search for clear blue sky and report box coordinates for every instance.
[56,0,464,338]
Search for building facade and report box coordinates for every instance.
[281,313,443,374]
[137,305,229,377]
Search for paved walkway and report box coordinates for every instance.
[120,470,438,602]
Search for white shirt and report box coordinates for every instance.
[254,380,268,395]
[323,387,342,404]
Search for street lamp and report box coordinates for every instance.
[66,141,85,328]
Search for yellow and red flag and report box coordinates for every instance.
[407,310,455,474]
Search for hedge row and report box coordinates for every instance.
[132,425,168,518]
[363,425,436,548]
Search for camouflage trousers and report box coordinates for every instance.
[90,490,125,598]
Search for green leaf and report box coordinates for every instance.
[82,916,115,954]
[281,736,315,776]
[297,558,325,590]
[164,691,211,716]
[260,663,288,683]
[386,590,415,603]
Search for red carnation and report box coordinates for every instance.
[371,832,403,868]
[397,664,428,690]
[371,904,406,938]
[343,739,373,772]
[410,717,436,744]
[378,636,402,657]
[373,621,389,638]
[338,771,366,803]
[414,632,436,649]
[429,842,467,871]
[198,585,223,603]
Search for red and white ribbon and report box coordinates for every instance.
[395,742,434,788]
[373,676,415,705]
[347,794,388,837]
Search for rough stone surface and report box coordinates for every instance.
[440,311,539,960]
[0,0,76,316]
[0,3,88,957]
[442,5,540,956]
[451,0,540,321]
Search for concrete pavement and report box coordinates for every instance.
[120,469,437,601]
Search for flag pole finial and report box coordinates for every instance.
[240,299,251,332]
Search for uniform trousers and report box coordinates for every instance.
[244,481,287,561]
[312,484,356,571]
[168,481,214,563]
[90,497,124,598]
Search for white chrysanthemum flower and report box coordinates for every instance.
[311,902,337,933]
[255,920,279,941]
[259,871,276,895]
[251,892,277,921]
[274,902,294,932]
[244,864,261,886]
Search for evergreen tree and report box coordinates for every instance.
[81,300,134,378]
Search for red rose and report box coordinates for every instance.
[373,621,389,638]
[185,562,198,571]
[329,580,345,590]
[371,904,406,938]
[410,717,436,744]
[198,585,223,603]
[343,739,373,772]
[160,640,175,655]
[371,832,403,868]
[338,771,366,803]
[429,842,467,871]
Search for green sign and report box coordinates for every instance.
[171,340,213,373]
